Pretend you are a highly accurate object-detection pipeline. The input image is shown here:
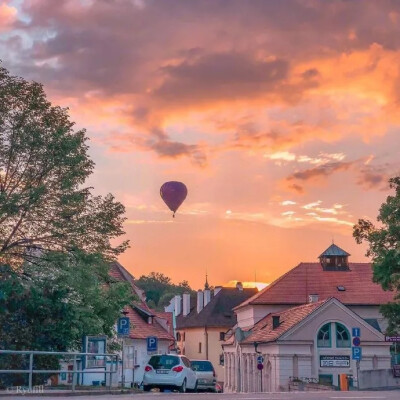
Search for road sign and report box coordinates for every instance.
[257,355,264,364]
[147,336,158,353]
[352,327,361,337]
[257,363,264,370]
[352,346,362,360]
[117,317,130,336]
[353,336,361,347]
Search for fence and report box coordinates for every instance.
[0,349,119,392]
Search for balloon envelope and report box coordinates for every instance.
[160,181,188,215]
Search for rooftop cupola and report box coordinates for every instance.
[319,243,350,271]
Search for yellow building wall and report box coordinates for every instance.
[177,327,226,383]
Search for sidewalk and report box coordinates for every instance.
[0,388,141,397]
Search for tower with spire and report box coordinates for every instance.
[204,273,210,290]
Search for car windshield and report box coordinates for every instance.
[148,355,180,370]
[191,360,214,372]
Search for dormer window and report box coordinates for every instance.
[337,286,346,292]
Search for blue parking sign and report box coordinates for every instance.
[147,336,158,353]
[117,317,130,336]
[352,346,362,360]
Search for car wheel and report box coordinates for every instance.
[179,379,187,393]
[143,385,151,392]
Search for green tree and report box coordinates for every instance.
[136,272,195,310]
[0,65,134,386]
[0,65,128,268]
[353,176,400,333]
[0,251,133,386]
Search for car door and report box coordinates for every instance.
[182,357,196,388]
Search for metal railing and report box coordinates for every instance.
[0,350,119,392]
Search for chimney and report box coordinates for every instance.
[236,281,243,291]
[214,286,222,296]
[204,288,211,308]
[174,295,182,316]
[197,290,204,313]
[308,294,319,303]
[272,315,280,329]
[182,292,190,316]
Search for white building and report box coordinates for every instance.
[223,244,395,392]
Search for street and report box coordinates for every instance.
[8,391,400,400]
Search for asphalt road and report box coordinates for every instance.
[8,391,400,400]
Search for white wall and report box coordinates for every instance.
[236,304,290,329]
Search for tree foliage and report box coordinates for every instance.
[0,251,133,351]
[0,251,133,386]
[353,176,400,333]
[0,65,128,267]
[136,272,195,310]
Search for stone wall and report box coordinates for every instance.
[358,369,400,390]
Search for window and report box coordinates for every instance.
[182,357,191,368]
[319,374,333,386]
[336,323,350,347]
[198,342,202,353]
[317,323,331,347]
[176,332,181,341]
[219,332,225,341]
[191,360,214,372]
[149,355,179,370]
[337,286,346,291]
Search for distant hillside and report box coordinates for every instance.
[135,272,196,311]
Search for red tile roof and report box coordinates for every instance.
[236,262,394,309]
[241,298,330,344]
[124,306,174,341]
[109,262,174,342]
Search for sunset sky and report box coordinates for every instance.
[1,0,399,289]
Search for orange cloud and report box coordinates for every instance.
[0,3,17,31]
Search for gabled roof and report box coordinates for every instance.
[177,287,258,329]
[109,262,174,342]
[235,262,394,309]
[319,244,350,257]
[109,262,146,302]
[124,305,174,341]
[241,298,329,344]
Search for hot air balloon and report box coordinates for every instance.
[160,181,188,217]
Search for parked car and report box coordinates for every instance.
[190,360,217,392]
[143,354,197,393]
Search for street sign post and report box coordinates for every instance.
[117,317,130,336]
[352,346,362,360]
[352,327,361,337]
[147,336,158,353]
[257,355,264,370]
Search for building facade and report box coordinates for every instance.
[223,244,395,392]
[223,298,391,392]
[169,280,257,383]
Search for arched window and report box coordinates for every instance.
[317,323,331,347]
[336,323,350,347]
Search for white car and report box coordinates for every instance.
[190,360,217,392]
[143,354,198,393]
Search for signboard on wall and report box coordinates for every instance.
[320,355,350,368]
[385,335,400,342]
